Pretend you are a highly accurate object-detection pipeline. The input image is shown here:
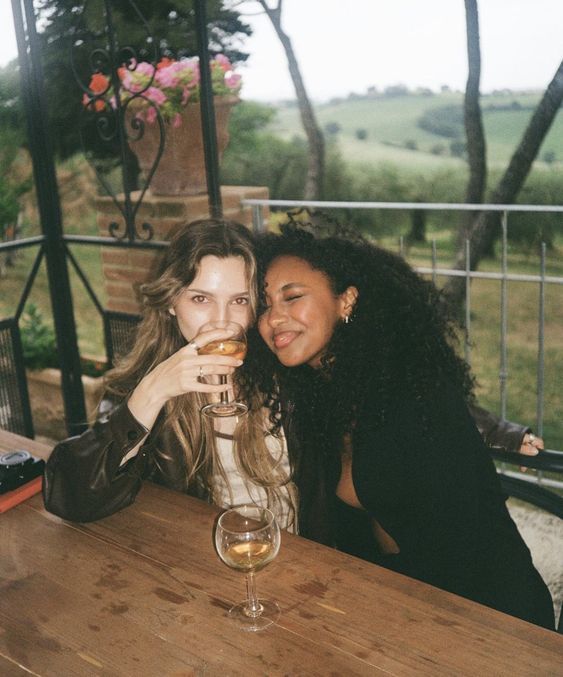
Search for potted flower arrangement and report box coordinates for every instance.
[84,55,242,196]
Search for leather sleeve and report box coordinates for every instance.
[43,400,153,522]
[469,404,530,454]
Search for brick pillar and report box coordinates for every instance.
[96,185,269,314]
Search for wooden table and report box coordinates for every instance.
[1,430,561,676]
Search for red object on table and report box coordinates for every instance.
[0,476,42,513]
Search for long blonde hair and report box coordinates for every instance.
[104,219,296,524]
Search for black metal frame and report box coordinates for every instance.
[490,449,563,519]
[0,318,34,437]
[2,0,224,437]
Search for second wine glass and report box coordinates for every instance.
[198,321,248,418]
[215,504,281,631]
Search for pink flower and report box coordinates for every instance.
[92,54,241,121]
[181,87,192,105]
[146,86,167,106]
[214,54,231,71]
[225,72,242,90]
[136,62,155,78]
[172,113,182,128]
[156,63,182,89]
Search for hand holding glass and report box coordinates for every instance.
[215,504,281,631]
[198,321,247,418]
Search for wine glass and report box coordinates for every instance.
[215,504,281,632]
[197,321,248,418]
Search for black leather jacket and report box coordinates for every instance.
[469,404,530,452]
[43,400,198,522]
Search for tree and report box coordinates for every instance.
[459,0,486,246]
[250,0,325,200]
[445,58,563,308]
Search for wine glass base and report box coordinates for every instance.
[228,599,280,632]
[201,402,248,418]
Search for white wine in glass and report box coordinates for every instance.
[198,321,248,418]
[215,504,281,632]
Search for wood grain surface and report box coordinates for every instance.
[1,430,561,676]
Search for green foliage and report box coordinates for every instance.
[20,304,59,370]
[418,104,464,139]
[325,122,342,136]
[0,178,20,232]
[500,170,563,251]
[20,302,108,376]
[542,150,556,165]
[222,101,308,198]
[0,62,25,146]
[450,139,466,158]
[0,128,32,240]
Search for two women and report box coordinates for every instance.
[44,218,553,629]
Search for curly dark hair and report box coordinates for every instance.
[241,220,475,441]
[238,220,477,540]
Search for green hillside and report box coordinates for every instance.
[268,91,563,172]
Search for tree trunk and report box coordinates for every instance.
[445,58,563,309]
[257,0,325,200]
[407,209,426,243]
[459,0,487,248]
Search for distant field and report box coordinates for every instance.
[268,91,563,172]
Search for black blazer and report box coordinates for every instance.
[285,376,554,629]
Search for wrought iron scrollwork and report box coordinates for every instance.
[71,0,163,242]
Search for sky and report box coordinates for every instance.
[1,0,562,102]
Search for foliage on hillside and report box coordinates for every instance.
[269,91,563,171]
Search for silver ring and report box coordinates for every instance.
[188,340,199,351]
[528,433,536,444]
[199,366,204,380]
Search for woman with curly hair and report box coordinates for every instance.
[249,222,554,629]
[44,219,297,529]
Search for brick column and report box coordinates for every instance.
[96,185,269,314]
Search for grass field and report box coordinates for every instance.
[269,91,563,172]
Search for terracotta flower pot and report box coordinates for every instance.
[128,95,238,196]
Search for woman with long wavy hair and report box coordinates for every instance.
[44,219,297,529]
[247,222,554,630]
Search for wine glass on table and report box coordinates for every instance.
[215,504,281,632]
[198,321,248,418]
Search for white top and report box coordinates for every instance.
[213,428,297,533]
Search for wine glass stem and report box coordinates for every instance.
[219,374,229,405]
[244,572,262,618]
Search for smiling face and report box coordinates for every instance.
[169,255,251,341]
[258,255,357,369]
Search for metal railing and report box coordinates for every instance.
[244,198,563,490]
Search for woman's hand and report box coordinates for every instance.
[127,326,243,429]
[517,433,544,473]
[519,433,544,456]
